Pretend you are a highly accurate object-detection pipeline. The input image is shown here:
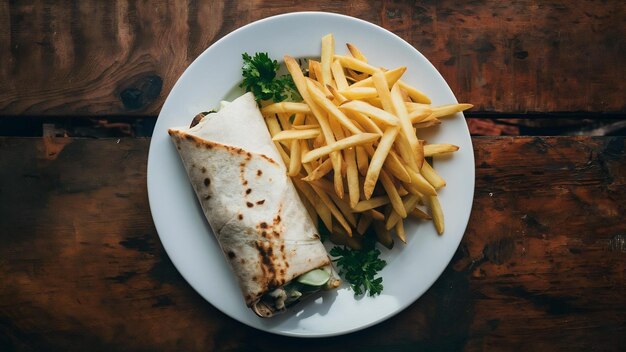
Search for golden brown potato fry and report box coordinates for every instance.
[339,87,378,100]
[421,160,446,189]
[391,83,422,170]
[385,194,420,230]
[395,220,407,243]
[347,43,367,62]
[331,60,349,90]
[272,128,321,141]
[293,179,332,231]
[261,102,311,115]
[410,207,432,220]
[335,55,379,75]
[346,110,384,136]
[355,145,369,176]
[372,70,395,114]
[379,169,407,218]
[321,34,335,87]
[352,196,390,212]
[326,84,349,105]
[430,103,474,118]
[302,157,333,181]
[408,107,433,123]
[344,146,360,208]
[310,183,352,235]
[329,192,357,227]
[292,124,320,130]
[350,67,406,88]
[340,100,399,126]
[306,79,362,134]
[288,139,301,176]
[405,166,437,196]
[302,133,379,163]
[397,80,432,104]
[414,119,442,129]
[364,127,399,199]
[368,209,385,221]
[428,195,444,234]
[423,143,459,156]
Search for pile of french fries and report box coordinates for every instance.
[261,34,472,250]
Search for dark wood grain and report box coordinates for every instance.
[0,0,624,116]
[0,136,624,351]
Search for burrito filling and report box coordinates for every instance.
[253,265,340,316]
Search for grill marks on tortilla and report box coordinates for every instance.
[253,208,289,289]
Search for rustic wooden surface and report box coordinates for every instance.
[1,136,624,351]
[1,0,625,116]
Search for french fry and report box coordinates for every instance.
[301,157,333,181]
[423,143,459,156]
[329,192,358,227]
[293,179,332,231]
[391,83,422,170]
[363,127,399,199]
[352,196,390,212]
[326,84,348,105]
[430,103,473,118]
[310,183,352,235]
[331,60,349,90]
[261,102,311,115]
[386,194,420,230]
[292,124,320,130]
[410,207,432,220]
[414,119,442,129]
[340,100,399,126]
[368,209,385,221]
[408,107,433,123]
[346,110,384,135]
[346,43,367,62]
[372,70,395,113]
[355,146,369,176]
[421,160,446,189]
[306,79,362,134]
[395,220,407,243]
[379,169,407,218]
[302,133,379,163]
[405,166,437,196]
[321,34,335,87]
[339,87,378,100]
[329,225,363,250]
[397,80,432,104]
[288,139,301,176]
[350,66,406,88]
[344,146,360,208]
[335,55,380,75]
[428,195,444,235]
[272,128,321,141]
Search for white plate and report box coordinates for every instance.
[147,12,474,337]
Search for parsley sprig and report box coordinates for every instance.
[330,246,387,296]
[239,52,301,104]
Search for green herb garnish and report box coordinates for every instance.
[330,246,387,296]
[239,52,301,104]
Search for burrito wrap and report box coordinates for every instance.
[168,93,331,308]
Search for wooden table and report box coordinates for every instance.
[1,1,624,351]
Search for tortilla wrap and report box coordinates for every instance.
[168,92,337,317]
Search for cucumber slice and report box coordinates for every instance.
[296,268,330,286]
